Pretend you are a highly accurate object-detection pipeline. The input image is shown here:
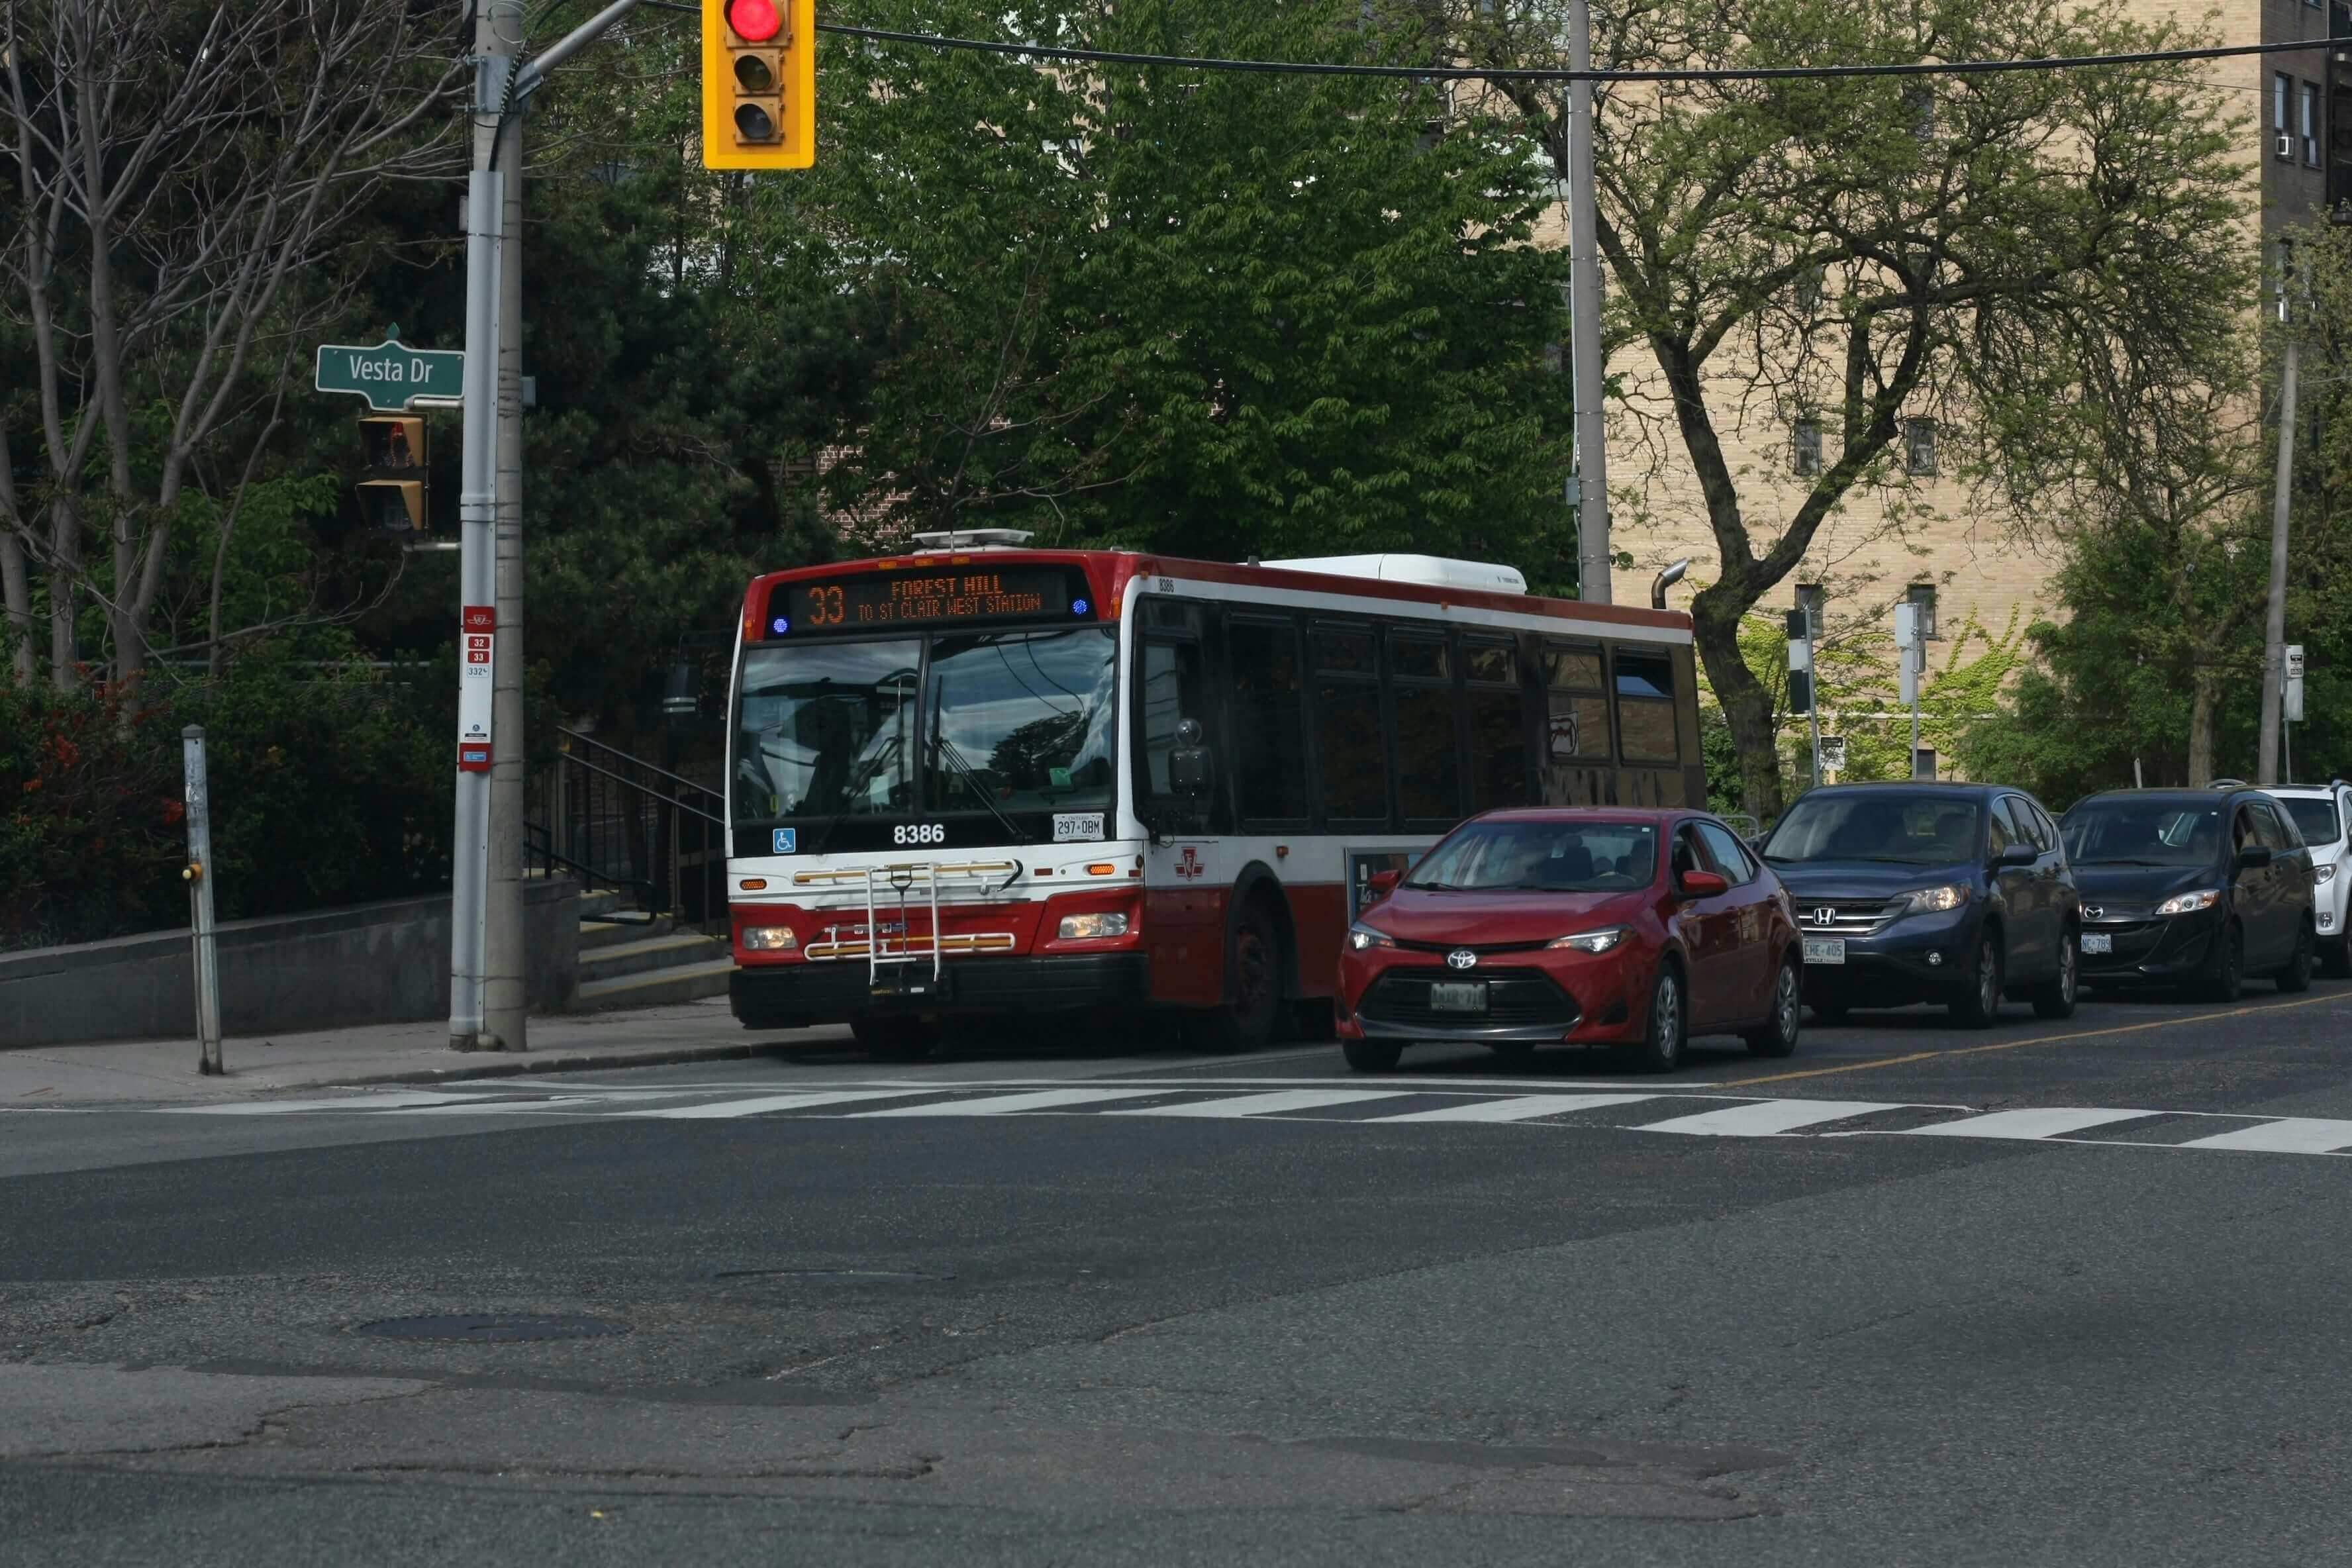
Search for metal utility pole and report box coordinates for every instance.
[1566,0,1610,603]
[2258,242,2302,787]
[483,3,530,1054]
[181,726,222,1076]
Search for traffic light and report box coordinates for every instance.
[358,415,428,536]
[704,0,814,170]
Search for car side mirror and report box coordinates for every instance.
[1169,717,1214,799]
[2236,844,2274,871]
[1679,869,1728,899]
[1994,844,2037,868]
[1367,869,1401,899]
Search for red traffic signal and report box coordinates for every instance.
[725,0,781,42]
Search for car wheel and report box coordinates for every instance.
[2189,921,2243,1004]
[1342,1038,1403,1073]
[850,1017,938,1061]
[1190,901,1284,1051]
[2277,918,2316,993]
[2322,936,2352,981]
[1949,933,2004,1028]
[2031,929,2081,1019]
[1743,954,1803,1058]
[1633,959,1687,1073]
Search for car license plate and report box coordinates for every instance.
[2081,932,2113,955]
[1802,937,1847,965]
[1430,981,1487,1013]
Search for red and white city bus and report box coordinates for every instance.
[724,532,1703,1055]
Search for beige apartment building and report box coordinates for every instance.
[1587,1,2347,695]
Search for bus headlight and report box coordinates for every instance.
[742,926,798,951]
[1058,912,1130,940]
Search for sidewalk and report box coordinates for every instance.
[0,999,850,1106]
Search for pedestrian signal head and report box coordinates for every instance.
[704,0,813,170]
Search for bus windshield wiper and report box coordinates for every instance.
[931,729,1032,846]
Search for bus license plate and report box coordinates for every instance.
[1430,981,1487,1013]
[1802,937,1846,965]
[2082,933,2113,954]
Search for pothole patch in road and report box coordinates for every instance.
[354,1314,628,1343]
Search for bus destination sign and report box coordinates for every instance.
[770,565,1083,635]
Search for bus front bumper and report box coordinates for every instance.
[730,954,1152,1026]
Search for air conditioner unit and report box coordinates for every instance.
[2278,131,2298,159]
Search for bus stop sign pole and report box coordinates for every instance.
[182,726,224,1076]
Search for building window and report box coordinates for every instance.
[1903,418,1938,477]
[1906,583,1940,642]
[1792,418,1824,477]
[2303,81,2322,166]
[2277,74,2296,159]
[1794,583,1826,639]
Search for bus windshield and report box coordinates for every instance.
[732,628,1116,827]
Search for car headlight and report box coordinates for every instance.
[2317,861,2339,886]
[1546,925,1630,954]
[1347,923,1395,951]
[741,926,797,951]
[2155,889,2221,916]
[1057,912,1130,940]
[1902,885,1971,914]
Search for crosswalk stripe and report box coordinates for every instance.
[626,1090,922,1121]
[1640,1099,1902,1136]
[1901,1107,2149,1141]
[851,1088,1171,1118]
[1379,1093,1659,1124]
[2175,1117,2352,1155]
[1108,1089,1410,1119]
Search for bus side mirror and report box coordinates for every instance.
[1169,718,1214,799]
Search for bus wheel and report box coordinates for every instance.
[1194,902,1283,1051]
[851,1017,937,1061]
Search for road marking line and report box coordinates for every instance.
[850,1088,1171,1118]
[1108,1089,1410,1118]
[1721,991,2352,1088]
[626,1090,922,1120]
[1900,1106,2150,1140]
[1379,1093,1660,1124]
[168,1091,497,1115]
[2176,1117,2352,1154]
[1638,1099,1903,1136]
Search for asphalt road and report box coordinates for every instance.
[7,980,2352,1565]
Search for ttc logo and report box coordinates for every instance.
[1174,846,1205,881]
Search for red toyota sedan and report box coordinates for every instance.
[1335,808,1803,1073]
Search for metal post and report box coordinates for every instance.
[450,0,512,1051]
[1566,0,1610,603]
[2258,321,2299,788]
[483,5,530,1052]
[1806,623,1824,793]
[181,726,223,1076]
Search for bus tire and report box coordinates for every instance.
[851,1017,937,1061]
[1195,900,1284,1052]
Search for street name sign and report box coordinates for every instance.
[316,334,464,412]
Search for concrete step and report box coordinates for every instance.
[578,957,737,1010]
[577,887,624,920]
[579,930,728,983]
[579,914,673,950]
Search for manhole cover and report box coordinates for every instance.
[355,1314,626,1342]
[712,1268,950,1284]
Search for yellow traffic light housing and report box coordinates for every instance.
[357,479,426,536]
[359,415,426,471]
[358,415,429,535]
[704,0,814,170]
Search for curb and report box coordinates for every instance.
[333,1031,850,1089]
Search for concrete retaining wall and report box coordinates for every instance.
[0,879,579,1049]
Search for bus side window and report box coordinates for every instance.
[1391,630,1460,826]
[1312,624,1389,826]
[1139,638,1207,798]
[1463,636,1527,810]
[1613,647,1681,763]
[1227,617,1310,824]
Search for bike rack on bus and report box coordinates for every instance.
[788,859,1021,997]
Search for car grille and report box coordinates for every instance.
[1794,899,1898,935]
[1356,967,1581,1030]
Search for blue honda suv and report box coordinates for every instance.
[1759,783,2081,1027]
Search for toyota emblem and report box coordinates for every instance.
[1446,949,1478,970]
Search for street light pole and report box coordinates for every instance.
[483,13,530,1052]
[1566,0,1610,603]
[2257,242,2301,788]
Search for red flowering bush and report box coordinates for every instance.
[0,680,185,944]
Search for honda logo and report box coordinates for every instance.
[1811,907,1838,927]
[1446,949,1478,970]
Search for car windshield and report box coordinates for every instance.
[2277,797,2342,848]
[1764,795,1979,866]
[730,628,1116,826]
[2060,801,2222,867]
[1405,821,1658,892]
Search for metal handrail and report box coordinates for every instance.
[559,725,720,807]
[528,728,728,930]
[564,750,727,827]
